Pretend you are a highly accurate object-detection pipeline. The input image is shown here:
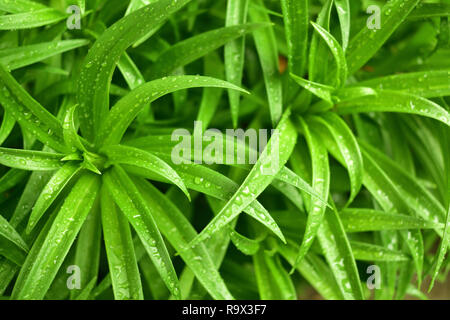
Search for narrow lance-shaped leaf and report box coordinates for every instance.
[281,0,308,76]
[0,109,15,145]
[336,90,450,127]
[0,9,68,30]
[276,241,343,300]
[101,186,143,300]
[290,73,334,103]
[309,112,363,206]
[118,53,146,90]
[62,105,87,153]
[97,75,248,147]
[308,0,333,84]
[310,21,347,88]
[26,163,81,233]
[334,0,350,51]
[254,250,296,300]
[103,166,180,299]
[225,0,250,127]
[340,209,439,232]
[429,124,450,292]
[0,147,64,171]
[77,0,193,141]
[71,204,102,300]
[0,215,28,252]
[230,230,260,256]
[345,0,421,75]
[350,241,409,262]
[188,109,297,248]
[101,144,190,200]
[359,144,425,284]
[150,24,261,79]
[292,117,330,270]
[133,178,234,300]
[0,64,66,151]
[0,169,28,194]
[196,52,224,131]
[14,173,101,300]
[0,40,89,71]
[360,140,446,226]
[249,0,283,126]
[0,0,47,13]
[355,70,450,99]
[317,206,365,300]
[408,3,450,19]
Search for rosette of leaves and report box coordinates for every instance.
[0,0,449,301]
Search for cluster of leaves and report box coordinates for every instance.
[0,0,449,300]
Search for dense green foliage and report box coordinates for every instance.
[0,0,449,300]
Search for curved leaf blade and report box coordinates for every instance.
[103,166,180,299]
[14,173,100,300]
[26,163,81,233]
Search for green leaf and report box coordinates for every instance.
[360,140,446,226]
[71,204,101,300]
[0,214,28,252]
[280,0,308,75]
[26,164,80,235]
[429,123,450,291]
[336,90,450,127]
[0,40,89,71]
[277,242,343,300]
[0,64,66,151]
[101,186,143,300]
[118,53,146,90]
[290,73,334,103]
[309,112,363,206]
[350,241,409,262]
[103,166,180,299]
[188,109,297,247]
[196,53,224,130]
[125,158,285,242]
[14,172,100,299]
[356,70,450,99]
[346,0,421,74]
[317,206,364,300]
[308,0,333,84]
[97,75,248,147]
[334,0,350,51]
[75,277,97,300]
[101,144,190,200]
[0,9,67,30]
[408,3,450,19]
[225,0,250,127]
[249,0,282,126]
[0,236,26,266]
[62,105,87,153]
[133,178,234,300]
[230,230,260,255]
[429,204,450,292]
[0,109,15,145]
[0,168,27,194]
[359,143,426,283]
[150,24,261,79]
[0,0,47,13]
[254,249,296,300]
[0,147,64,171]
[340,209,439,232]
[77,0,192,141]
[311,21,347,88]
[292,117,329,269]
